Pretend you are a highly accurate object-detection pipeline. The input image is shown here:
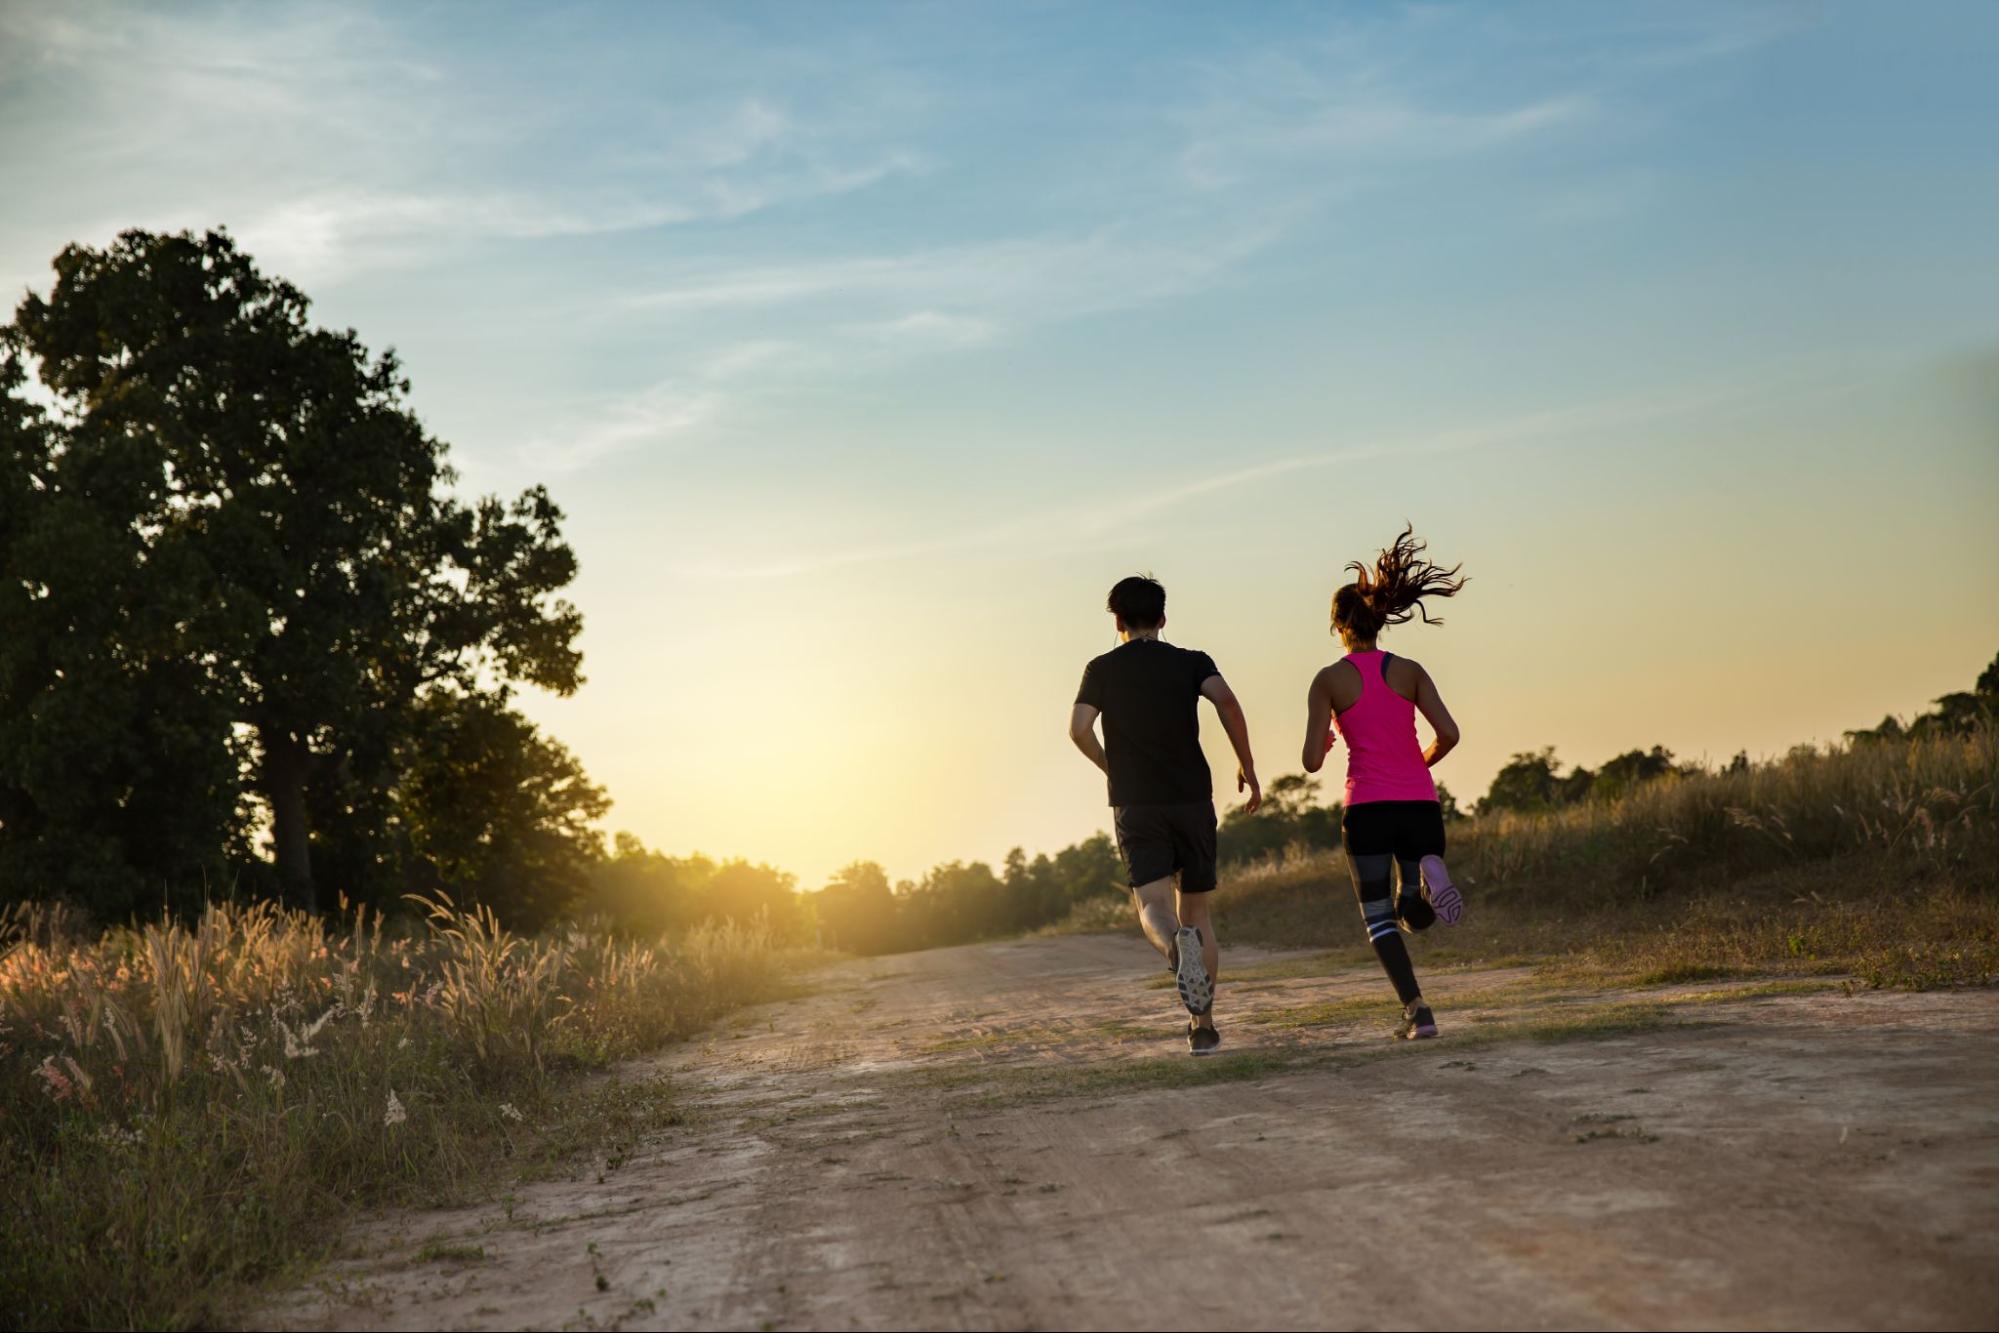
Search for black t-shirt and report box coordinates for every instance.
[1075,638,1221,807]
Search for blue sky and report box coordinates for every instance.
[3,2,1996,886]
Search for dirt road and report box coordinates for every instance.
[266,934,1999,1331]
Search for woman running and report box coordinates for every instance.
[1301,525,1467,1040]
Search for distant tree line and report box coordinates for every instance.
[579,835,812,942]
[809,838,1123,955]
[575,646,1999,952]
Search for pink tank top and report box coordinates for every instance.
[1332,651,1439,806]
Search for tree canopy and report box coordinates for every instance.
[1474,745,1697,815]
[1847,651,1999,744]
[0,229,594,921]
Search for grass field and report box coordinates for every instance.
[0,896,797,1331]
[1062,727,1999,989]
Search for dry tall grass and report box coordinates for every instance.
[1081,729,1999,987]
[1449,726,1996,902]
[0,895,792,1330]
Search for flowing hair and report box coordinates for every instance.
[1332,524,1467,640]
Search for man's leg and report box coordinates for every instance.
[1131,876,1181,964]
[1116,806,1182,966]
[1176,887,1219,1030]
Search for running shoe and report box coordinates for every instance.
[1396,1003,1439,1041]
[1188,1018,1222,1056]
[1173,926,1212,1016]
[1420,854,1465,927]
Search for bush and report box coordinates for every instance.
[1197,727,1999,983]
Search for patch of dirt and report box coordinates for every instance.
[262,935,1999,1331]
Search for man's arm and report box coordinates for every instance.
[1199,675,1262,813]
[1069,702,1109,777]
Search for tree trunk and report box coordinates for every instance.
[263,730,316,913]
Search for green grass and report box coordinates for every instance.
[414,1240,487,1264]
[1669,978,1845,1004]
[1572,1125,1660,1145]
[933,1046,1318,1107]
[882,990,1737,1112]
[1467,1000,1682,1044]
[918,1014,1169,1055]
[1627,961,1745,985]
[0,899,796,1331]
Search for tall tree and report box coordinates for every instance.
[1477,748,1564,814]
[396,693,609,930]
[1,300,251,914]
[1,229,583,911]
[1593,745,1683,802]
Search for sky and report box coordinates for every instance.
[3,1,1996,889]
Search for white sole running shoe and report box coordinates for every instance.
[1397,1004,1439,1040]
[1174,926,1212,1015]
[1420,855,1464,926]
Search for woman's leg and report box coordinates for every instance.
[1341,806,1423,1007]
[1395,859,1438,930]
[1408,801,1463,926]
[1395,801,1441,929]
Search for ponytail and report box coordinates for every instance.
[1333,524,1466,640]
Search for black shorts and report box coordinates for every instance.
[1112,801,1219,894]
[1340,800,1446,860]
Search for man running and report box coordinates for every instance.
[1069,575,1261,1055]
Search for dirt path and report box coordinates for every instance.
[265,934,1999,1331]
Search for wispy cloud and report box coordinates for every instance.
[225,152,920,284]
[1171,5,1793,193]
[1618,6,1811,70]
[590,6,1767,444]
[1180,90,1594,190]
[515,337,794,473]
[625,217,1288,330]
[675,370,1810,581]
[0,3,920,286]
[517,383,720,475]
[850,310,998,348]
[547,218,1286,467]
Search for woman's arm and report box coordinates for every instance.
[1301,666,1338,773]
[1413,665,1461,768]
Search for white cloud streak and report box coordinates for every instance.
[674,372,1798,581]
[1181,91,1594,190]
[515,337,796,473]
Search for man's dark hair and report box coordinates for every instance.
[1106,575,1166,629]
